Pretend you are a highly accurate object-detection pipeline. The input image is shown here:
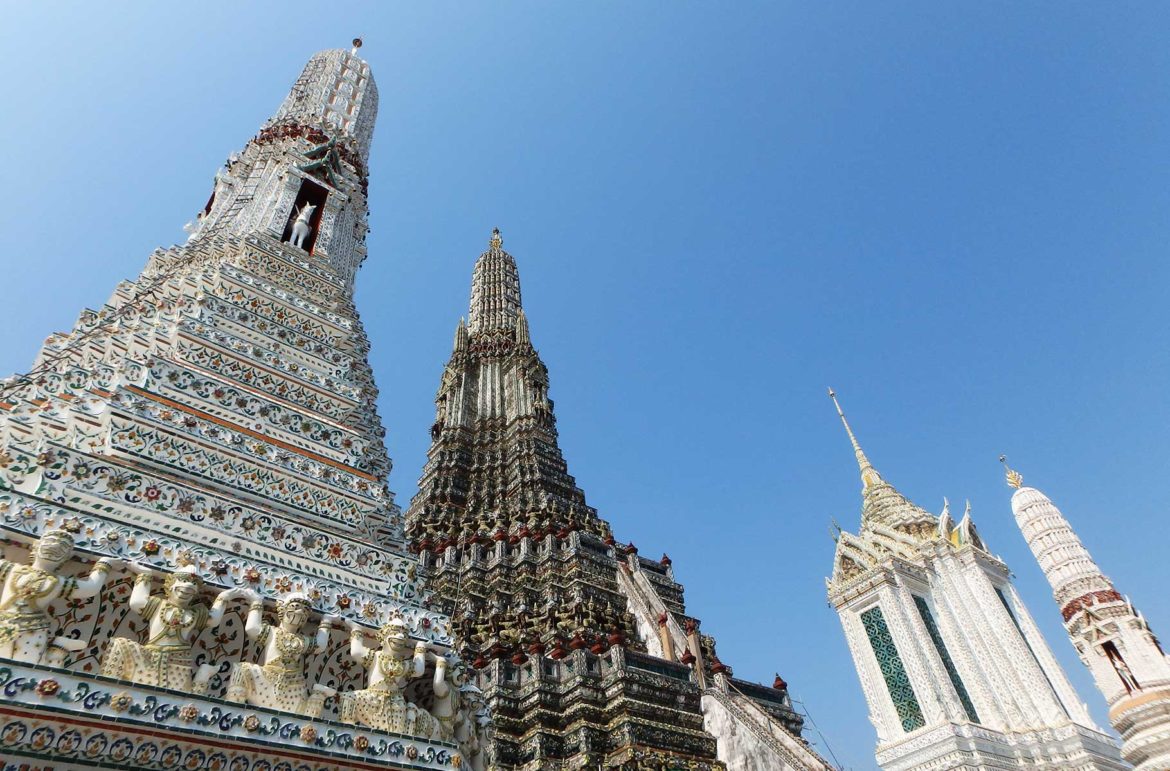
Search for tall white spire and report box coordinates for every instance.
[1001,458,1112,610]
[1004,459,1170,770]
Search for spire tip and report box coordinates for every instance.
[490,227,503,249]
[999,455,1023,489]
[828,388,881,488]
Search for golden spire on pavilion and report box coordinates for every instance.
[828,388,883,489]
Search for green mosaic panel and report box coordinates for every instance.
[861,605,926,733]
[913,595,980,724]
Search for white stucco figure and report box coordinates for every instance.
[339,615,434,735]
[430,653,491,769]
[101,565,245,694]
[289,203,316,249]
[0,529,116,664]
[226,592,337,717]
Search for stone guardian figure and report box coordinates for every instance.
[226,592,338,716]
[340,615,434,735]
[430,652,492,768]
[0,529,116,664]
[101,564,245,694]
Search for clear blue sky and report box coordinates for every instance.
[2,4,1168,768]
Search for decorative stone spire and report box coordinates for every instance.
[453,317,468,353]
[271,45,378,160]
[467,228,523,334]
[515,309,530,346]
[828,388,883,489]
[827,440,1124,769]
[1005,464,1170,768]
[180,44,378,284]
[1006,464,1111,611]
[411,231,600,538]
[827,389,935,533]
[408,235,821,771]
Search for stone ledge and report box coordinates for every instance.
[0,659,461,770]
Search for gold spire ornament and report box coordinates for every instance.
[489,227,503,249]
[999,455,1023,489]
[828,388,882,489]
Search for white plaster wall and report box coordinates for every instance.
[702,693,797,771]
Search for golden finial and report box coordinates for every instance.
[489,227,503,249]
[999,455,1023,489]
[828,388,882,489]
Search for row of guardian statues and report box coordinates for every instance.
[0,530,490,764]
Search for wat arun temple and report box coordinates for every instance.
[0,45,1167,771]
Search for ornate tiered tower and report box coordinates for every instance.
[826,393,1125,771]
[1004,461,1170,769]
[406,231,833,771]
[0,46,476,770]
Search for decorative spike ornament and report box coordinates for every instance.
[515,309,530,346]
[828,388,883,489]
[1000,455,1024,489]
[453,317,468,352]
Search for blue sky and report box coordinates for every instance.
[2,4,1168,768]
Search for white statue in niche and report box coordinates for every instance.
[226,592,338,717]
[290,203,317,249]
[430,652,492,766]
[0,529,117,664]
[429,653,471,739]
[101,565,245,694]
[340,614,435,735]
[461,682,493,771]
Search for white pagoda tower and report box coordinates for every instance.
[1004,460,1170,769]
[825,392,1125,771]
[0,45,484,770]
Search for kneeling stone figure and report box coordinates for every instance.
[226,592,338,717]
[102,564,243,694]
[0,529,115,665]
[341,614,437,736]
